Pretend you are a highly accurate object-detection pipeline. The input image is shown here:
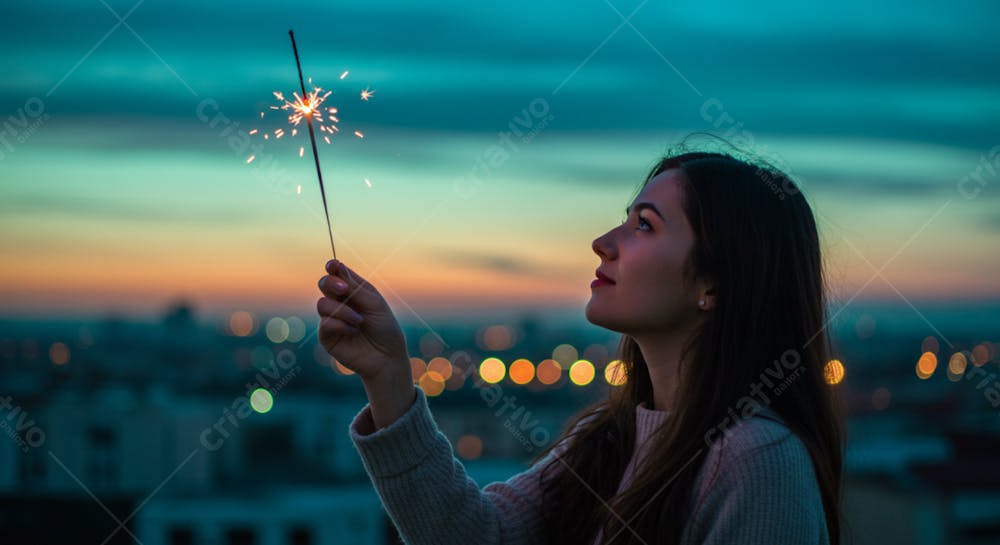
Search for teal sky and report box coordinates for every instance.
[1,0,998,322]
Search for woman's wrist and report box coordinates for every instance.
[361,362,417,430]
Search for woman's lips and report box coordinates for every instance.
[592,269,615,288]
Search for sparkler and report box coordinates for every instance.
[248,31,375,259]
[289,29,337,259]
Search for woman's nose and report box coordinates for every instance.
[592,230,616,260]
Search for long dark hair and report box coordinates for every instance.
[533,144,846,544]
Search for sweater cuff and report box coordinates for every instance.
[348,386,442,478]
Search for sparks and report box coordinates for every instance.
[248,41,378,227]
[247,30,383,261]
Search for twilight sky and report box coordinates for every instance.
[1,0,998,323]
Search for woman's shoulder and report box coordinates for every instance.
[684,408,829,543]
[707,406,800,457]
[698,406,815,482]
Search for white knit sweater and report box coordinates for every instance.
[349,386,830,544]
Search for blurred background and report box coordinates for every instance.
[1,0,998,543]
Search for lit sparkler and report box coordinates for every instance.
[246,30,376,259]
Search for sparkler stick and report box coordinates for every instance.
[289,29,337,259]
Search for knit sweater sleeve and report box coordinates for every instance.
[348,386,573,545]
[682,420,830,545]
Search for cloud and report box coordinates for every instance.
[0,193,252,225]
[430,247,553,277]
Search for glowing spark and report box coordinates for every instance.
[247,44,378,213]
[246,155,256,164]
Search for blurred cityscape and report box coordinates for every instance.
[1,300,999,544]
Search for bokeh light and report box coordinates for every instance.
[427,357,453,381]
[479,325,515,351]
[916,351,937,379]
[419,371,446,396]
[824,359,845,385]
[456,435,483,460]
[250,388,273,413]
[569,359,595,386]
[49,342,70,365]
[509,359,535,385]
[479,357,506,384]
[604,359,627,386]
[948,352,968,376]
[285,316,306,343]
[552,344,578,367]
[265,317,290,343]
[228,311,256,337]
[536,359,561,385]
[972,343,991,366]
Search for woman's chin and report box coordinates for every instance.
[585,302,617,331]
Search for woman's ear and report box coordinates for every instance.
[698,287,716,311]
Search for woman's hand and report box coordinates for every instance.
[317,259,415,429]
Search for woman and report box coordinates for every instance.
[316,148,845,545]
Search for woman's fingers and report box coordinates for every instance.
[318,274,351,300]
[319,315,361,336]
[316,296,365,327]
[323,259,384,313]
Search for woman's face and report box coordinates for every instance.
[586,168,704,335]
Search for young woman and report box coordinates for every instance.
[316,148,845,545]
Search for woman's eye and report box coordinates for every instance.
[636,216,651,231]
